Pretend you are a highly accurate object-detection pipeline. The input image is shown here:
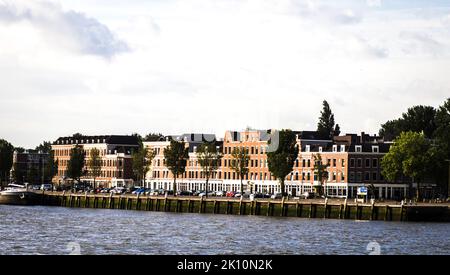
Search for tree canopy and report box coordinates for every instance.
[196,142,222,197]
[88,148,102,189]
[0,139,14,185]
[230,147,250,194]
[267,129,299,197]
[164,140,189,195]
[67,145,85,183]
[381,131,435,199]
[379,105,437,141]
[317,100,339,140]
[132,146,156,186]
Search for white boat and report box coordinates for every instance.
[0,183,40,205]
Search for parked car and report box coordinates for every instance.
[271,193,283,199]
[300,192,316,199]
[226,191,235,197]
[198,192,206,197]
[177,190,193,196]
[132,187,146,195]
[215,190,225,197]
[234,192,242,198]
[111,187,126,194]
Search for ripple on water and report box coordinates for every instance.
[0,205,449,255]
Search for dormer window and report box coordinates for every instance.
[193,146,197,152]
[372,146,379,153]
[305,145,310,152]
[355,145,362,153]
[319,147,323,153]
[340,145,345,152]
[332,145,337,152]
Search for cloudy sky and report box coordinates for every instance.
[1,0,450,148]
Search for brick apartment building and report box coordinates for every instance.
[143,130,409,199]
[51,135,140,188]
[10,150,49,184]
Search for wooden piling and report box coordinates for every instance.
[238,197,243,215]
[370,201,375,221]
[384,205,389,221]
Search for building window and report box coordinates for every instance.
[357,159,362,168]
[356,172,362,182]
[355,145,362,153]
[305,145,310,152]
[349,172,354,182]
[332,145,337,152]
[372,172,377,181]
[365,172,370,181]
[340,145,345,152]
[372,146,379,153]
[372,158,378,168]
[342,159,345,167]
[302,159,306,167]
[365,158,370,168]
[350,158,355,167]
[307,159,311,167]
[333,159,336,167]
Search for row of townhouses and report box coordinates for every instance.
[47,130,416,200]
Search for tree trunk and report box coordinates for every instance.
[240,177,243,195]
[280,179,285,198]
[173,176,177,196]
[416,181,421,201]
[205,177,209,198]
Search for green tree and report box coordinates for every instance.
[164,140,189,195]
[333,124,341,137]
[0,139,14,187]
[35,141,52,154]
[132,146,156,187]
[14,147,25,153]
[230,147,250,194]
[267,130,299,198]
[12,162,26,184]
[144,133,164,141]
[379,105,436,140]
[88,148,102,189]
[27,166,39,184]
[196,142,223,198]
[317,100,337,140]
[433,98,450,196]
[44,150,58,190]
[313,154,329,196]
[381,131,434,199]
[67,145,86,188]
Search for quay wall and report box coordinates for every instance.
[30,192,450,222]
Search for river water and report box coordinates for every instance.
[0,205,448,255]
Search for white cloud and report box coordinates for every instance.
[366,0,381,8]
[0,0,128,58]
[0,0,450,148]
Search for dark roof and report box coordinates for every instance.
[295,131,325,140]
[53,135,140,145]
[176,133,217,143]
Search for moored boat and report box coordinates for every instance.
[0,184,41,205]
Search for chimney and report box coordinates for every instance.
[360,132,365,144]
